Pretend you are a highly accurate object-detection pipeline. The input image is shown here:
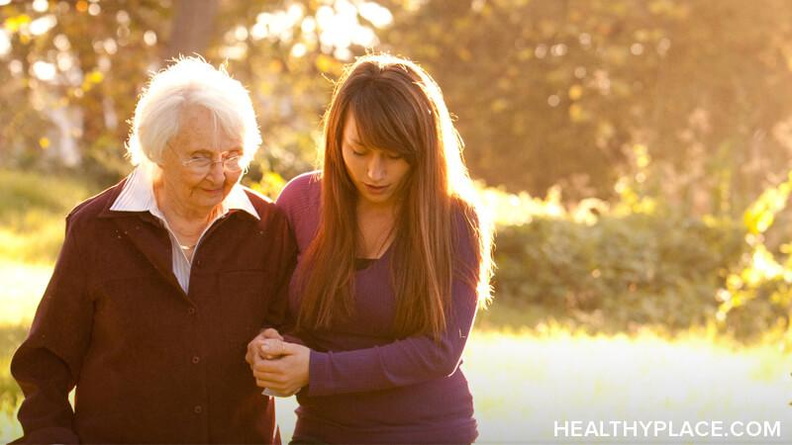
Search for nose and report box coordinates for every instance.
[207,159,226,183]
[366,154,386,182]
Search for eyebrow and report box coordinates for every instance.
[346,136,363,145]
[188,147,243,156]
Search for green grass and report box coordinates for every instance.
[0,325,27,441]
[0,169,94,264]
[0,169,93,440]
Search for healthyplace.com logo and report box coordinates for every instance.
[554,420,782,440]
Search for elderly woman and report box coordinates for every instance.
[10,57,295,444]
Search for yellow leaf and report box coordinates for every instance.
[568,84,583,100]
[86,70,104,84]
[491,99,508,113]
[569,103,584,122]
[315,54,335,73]
[39,137,50,150]
[4,14,31,33]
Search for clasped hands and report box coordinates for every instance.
[245,328,310,397]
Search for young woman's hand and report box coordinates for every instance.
[252,339,310,396]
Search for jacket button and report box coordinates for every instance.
[194,405,203,414]
[192,356,200,364]
[187,307,196,316]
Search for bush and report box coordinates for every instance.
[493,213,745,333]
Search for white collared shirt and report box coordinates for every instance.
[110,166,260,293]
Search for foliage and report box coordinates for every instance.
[493,212,745,334]
[0,0,372,184]
[716,171,792,341]
[379,0,792,209]
[3,0,792,217]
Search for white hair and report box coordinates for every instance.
[125,56,262,168]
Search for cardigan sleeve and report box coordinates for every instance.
[304,211,483,397]
[10,212,95,444]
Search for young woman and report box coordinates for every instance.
[247,53,494,444]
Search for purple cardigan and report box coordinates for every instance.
[277,172,480,444]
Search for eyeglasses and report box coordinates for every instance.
[182,153,243,173]
[179,152,244,175]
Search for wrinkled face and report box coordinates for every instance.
[341,113,411,208]
[157,106,243,216]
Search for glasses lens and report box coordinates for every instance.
[185,157,212,173]
[224,156,242,172]
[182,154,243,173]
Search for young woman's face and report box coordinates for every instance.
[341,113,411,208]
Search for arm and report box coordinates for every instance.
[10,215,93,443]
[306,276,477,396]
[254,215,482,397]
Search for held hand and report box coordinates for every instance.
[253,340,310,396]
[245,328,284,368]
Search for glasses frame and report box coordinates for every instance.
[168,143,245,175]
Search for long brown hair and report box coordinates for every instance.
[296,54,493,340]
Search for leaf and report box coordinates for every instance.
[3,14,31,33]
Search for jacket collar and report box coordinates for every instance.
[97,166,260,221]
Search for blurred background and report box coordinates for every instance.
[1,0,791,443]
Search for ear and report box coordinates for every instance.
[154,141,173,168]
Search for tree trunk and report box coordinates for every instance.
[166,0,219,59]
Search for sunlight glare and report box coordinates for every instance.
[103,38,118,55]
[31,61,56,81]
[301,16,317,34]
[315,0,379,56]
[53,34,70,51]
[291,42,307,58]
[358,1,393,28]
[56,52,74,72]
[116,10,130,25]
[254,11,300,43]
[143,30,157,46]
[234,25,249,42]
[32,0,48,12]
[0,31,9,57]
[29,15,56,36]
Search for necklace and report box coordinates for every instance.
[168,221,205,252]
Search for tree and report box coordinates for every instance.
[378,0,792,212]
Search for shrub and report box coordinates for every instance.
[493,213,745,333]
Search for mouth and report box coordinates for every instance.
[363,183,389,195]
[201,187,225,196]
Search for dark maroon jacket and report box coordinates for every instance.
[10,179,296,444]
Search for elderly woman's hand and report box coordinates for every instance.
[246,328,283,369]
[252,339,310,397]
